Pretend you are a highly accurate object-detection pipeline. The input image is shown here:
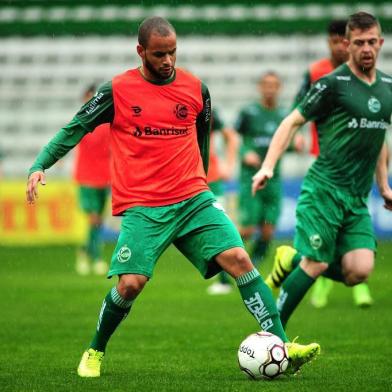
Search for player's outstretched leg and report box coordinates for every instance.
[218,248,321,374]
[285,340,321,375]
[265,246,301,290]
[77,286,134,377]
[235,268,320,375]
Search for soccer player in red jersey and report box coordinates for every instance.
[73,85,111,276]
[26,17,320,378]
[291,20,373,308]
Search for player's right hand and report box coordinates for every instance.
[252,167,273,196]
[26,171,46,204]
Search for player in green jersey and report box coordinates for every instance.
[237,72,286,264]
[252,11,392,328]
[26,17,320,377]
[290,19,374,309]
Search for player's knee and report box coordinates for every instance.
[117,274,148,300]
[344,263,373,286]
[233,249,253,273]
[217,247,253,278]
[300,258,328,278]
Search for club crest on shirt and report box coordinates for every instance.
[368,96,381,113]
[174,104,188,120]
[309,234,322,250]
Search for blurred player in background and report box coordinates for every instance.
[73,85,111,276]
[236,72,287,270]
[253,12,392,329]
[26,17,320,378]
[292,19,373,308]
[206,108,239,295]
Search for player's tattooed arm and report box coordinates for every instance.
[376,141,392,211]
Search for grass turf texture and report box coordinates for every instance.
[1,242,391,392]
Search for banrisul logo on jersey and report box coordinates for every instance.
[348,117,388,130]
[368,96,381,113]
[132,126,188,137]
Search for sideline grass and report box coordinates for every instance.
[0,242,391,391]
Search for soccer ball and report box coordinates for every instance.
[238,331,289,380]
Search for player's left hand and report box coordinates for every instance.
[252,167,273,196]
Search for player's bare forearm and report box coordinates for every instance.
[251,109,305,195]
[260,109,305,172]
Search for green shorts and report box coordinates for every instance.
[108,191,244,279]
[238,175,282,227]
[294,176,376,264]
[79,186,110,214]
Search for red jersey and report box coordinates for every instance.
[110,68,209,215]
[308,58,334,156]
[73,123,111,187]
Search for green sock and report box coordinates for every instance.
[322,261,345,283]
[87,224,102,261]
[236,268,288,342]
[219,271,231,285]
[277,266,315,328]
[292,251,302,268]
[90,287,133,352]
[250,239,269,267]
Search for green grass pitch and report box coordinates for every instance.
[1,241,391,391]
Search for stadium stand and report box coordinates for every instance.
[1,2,391,178]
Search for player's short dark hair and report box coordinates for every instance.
[346,12,381,37]
[327,19,347,36]
[138,16,175,48]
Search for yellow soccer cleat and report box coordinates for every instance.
[310,276,334,309]
[285,340,321,375]
[353,282,374,308]
[265,246,298,290]
[77,348,104,378]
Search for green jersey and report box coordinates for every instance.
[298,63,392,196]
[235,102,287,178]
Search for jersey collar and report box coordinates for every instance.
[138,67,176,85]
